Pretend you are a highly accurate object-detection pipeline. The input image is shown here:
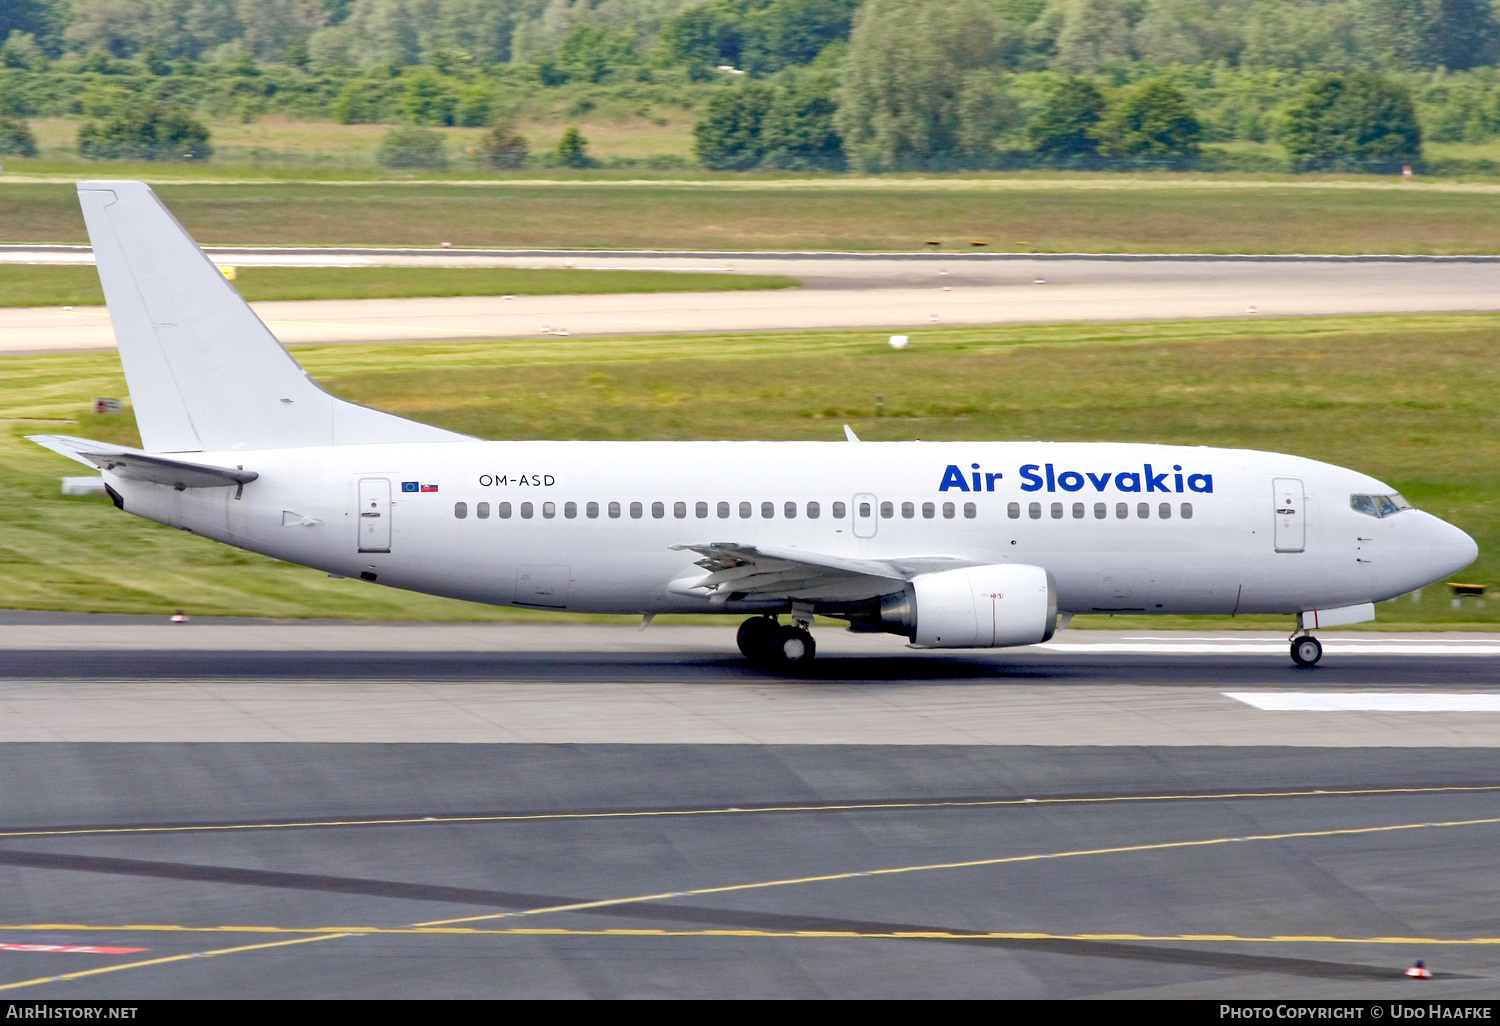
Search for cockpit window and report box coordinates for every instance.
[1351,493,1412,518]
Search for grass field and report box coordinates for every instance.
[7,180,1500,253]
[4,312,1496,628]
[20,115,699,170]
[0,264,796,308]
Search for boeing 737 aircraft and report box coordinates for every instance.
[30,182,1478,669]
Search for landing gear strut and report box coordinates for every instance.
[1290,633,1323,667]
[737,616,816,669]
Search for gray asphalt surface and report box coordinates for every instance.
[5,252,1499,351]
[3,743,1500,998]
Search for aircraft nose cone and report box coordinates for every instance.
[1431,518,1479,580]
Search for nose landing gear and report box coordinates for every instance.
[737,615,816,670]
[1290,632,1323,667]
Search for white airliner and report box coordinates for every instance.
[30,181,1478,668]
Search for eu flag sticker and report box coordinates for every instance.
[401,481,419,492]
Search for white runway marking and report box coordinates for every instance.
[1042,640,1500,656]
[1225,692,1500,712]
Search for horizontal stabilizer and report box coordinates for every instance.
[27,435,255,489]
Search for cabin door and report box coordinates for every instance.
[1273,478,1305,553]
[357,478,391,553]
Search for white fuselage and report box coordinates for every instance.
[109,440,1476,621]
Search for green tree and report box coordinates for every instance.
[762,71,847,170]
[555,125,591,168]
[454,81,495,128]
[235,0,326,62]
[77,103,212,160]
[1093,77,1201,165]
[741,0,858,75]
[332,78,385,123]
[1355,0,1498,70]
[400,66,456,125]
[0,30,46,69]
[835,0,1019,169]
[375,122,447,169]
[1279,71,1422,171]
[554,23,639,84]
[0,0,51,43]
[655,2,742,78]
[694,81,775,170]
[1029,75,1106,159]
[1053,0,1135,73]
[0,115,38,157]
[476,118,528,168]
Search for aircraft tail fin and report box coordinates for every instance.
[76,180,469,453]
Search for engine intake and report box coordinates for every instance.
[874,564,1057,648]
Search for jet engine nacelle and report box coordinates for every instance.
[880,564,1057,648]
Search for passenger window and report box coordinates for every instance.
[521,501,534,519]
[762,501,775,519]
[1137,502,1149,519]
[1181,502,1193,520]
[902,501,915,519]
[880,501,894,518]
[1116,502,1128,519]
[1072,502,1084,519]
[922,501,935,519]
[832,501,846,519]
[454,502,468,519]
[477,501,490,519]
[1159,502,1171,519]
[543,501,556,519]
[630,501,643,519]
[807,501,821,519]
[652,501,665,519]
[696,501,708,519]
[673,501,686,519]
[858,502,871,518]
[608,501,620,519]
[785,501,797,519]
[1051,502,1063,519]
[1094,502,1106,519]
[499,501,512,519]
[963,502,976,519]
[586,501,599,519]
[1007,502,1020,519]
[717,501,730,519]
[1028,501,1041,519]
[740,501,752,519]
[564,501,577,519]
[943,502,955,519]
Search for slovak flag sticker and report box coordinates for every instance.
[401,481,419,492]
[420,483,439,492]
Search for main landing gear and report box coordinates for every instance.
[737,615,816,670]
[1290,632,1323,667]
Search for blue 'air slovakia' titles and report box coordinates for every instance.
[938,463,1214,494]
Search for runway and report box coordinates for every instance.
[4,251,1499,352]
[1,625,1499,996]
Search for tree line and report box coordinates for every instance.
[6,0,1498,75]
[0,0,1488,171]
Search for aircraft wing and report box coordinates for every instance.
[668,542,977,602]
[27,434,257,489]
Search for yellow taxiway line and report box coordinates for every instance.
[2,783,1494,842]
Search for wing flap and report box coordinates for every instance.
[669,542,977,603]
